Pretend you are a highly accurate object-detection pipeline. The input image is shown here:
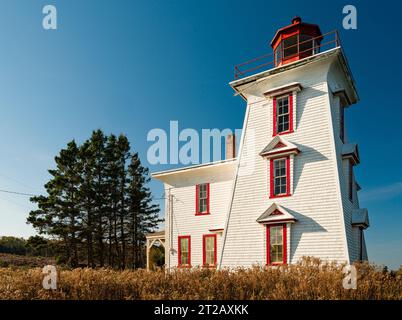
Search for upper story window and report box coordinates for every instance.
[267,224,287,265]
[270,157,290,198]
[178,236,191,267]
[203,234,217,267]
[273,94,293,136]
[196,183,210,215]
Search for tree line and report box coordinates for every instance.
[0,236,56,257]
[27,130,161,269]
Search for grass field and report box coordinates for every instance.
[0,257,400,300]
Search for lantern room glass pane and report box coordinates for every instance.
[274,42,282,65]
[299,34,313,56]
[283,35,298,58]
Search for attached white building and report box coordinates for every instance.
[152,17,369,269]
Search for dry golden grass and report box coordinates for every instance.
[0,258,400,300]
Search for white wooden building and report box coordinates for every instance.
[152,18,369,269]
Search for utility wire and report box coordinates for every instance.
[0,189,39,197]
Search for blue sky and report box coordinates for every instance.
[0,0,401,269]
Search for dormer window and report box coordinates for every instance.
[260,136,300,199]
[273,93,293,136]
[196,183,210,215]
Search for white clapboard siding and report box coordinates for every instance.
[327,63,365,263]
[166,178,233,267]
[154,49,368,268]
[221,58,350,267]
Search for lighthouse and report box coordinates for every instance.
[152,18,369,269]
[222,17,368,267]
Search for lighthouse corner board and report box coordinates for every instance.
[152,17,368,269]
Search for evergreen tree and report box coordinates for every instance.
[27,130,160,269]
[28,141,81,267]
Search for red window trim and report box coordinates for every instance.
[178,235,191,268]
[195,183,210,215]
[202,234,217,268]
[266,224,287,266]
[273,93,294,137]
[269,156,291,199]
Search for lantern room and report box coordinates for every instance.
[271,17,322,67]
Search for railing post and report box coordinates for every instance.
[335,30,340,47]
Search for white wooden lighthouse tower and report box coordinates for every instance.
[220,17,369,267]
[152,17,369,269]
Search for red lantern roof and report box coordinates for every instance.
[270,16,322,48]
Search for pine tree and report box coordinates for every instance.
[28,140,82,267]
[88,130,108,267]
[79,139,96,267]
[116,134,131,268]
[27,130,160,269]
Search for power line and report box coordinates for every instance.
[0,189,39,197]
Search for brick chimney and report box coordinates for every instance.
[226,134,236,159]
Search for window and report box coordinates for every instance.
[267,224,287,265]
[340,106,345,142]
[273,94,293,136]
[178,236,191,267]
[359,227,364,261]
[274,42,282,66]
[196,183,210,215]
[283,35,298,58]
[203,234,217,267]
[349,161,354,202]
[270,157,290,198]
[299,34,314,56]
